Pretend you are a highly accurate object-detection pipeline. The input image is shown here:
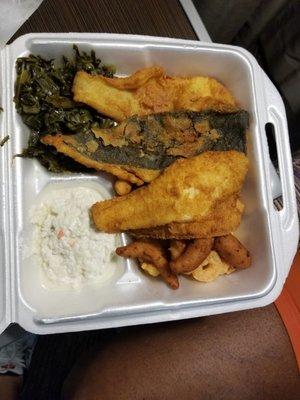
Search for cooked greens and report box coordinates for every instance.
[14,45,115,171]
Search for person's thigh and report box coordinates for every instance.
[63,305,300,400]
[0,376,22,400]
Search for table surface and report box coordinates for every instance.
[10,0,197,43]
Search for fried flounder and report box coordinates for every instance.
[72,66,236,121]
[91,151,249,233]
[128,196,244,239]
[41,110,248,185]
[41,132,158,185]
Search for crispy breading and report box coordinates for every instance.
[214,234,251,268]
[72,67,236,121]
[102,66,164,89]
[129,197,244,239]
[141,251,236,284]
[170,238,214,274]
[140,262,160,277]
[114,180,132,196]
[190,251,235,282]
[169,240,186,260]
[91,151,249,232]
[116,240,179,289]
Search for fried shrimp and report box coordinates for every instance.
[214,234,251,268]
[170,238,214,274]
[169,240,186,260]
[116,240,179,289]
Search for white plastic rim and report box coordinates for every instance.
[0,33,298,334]
[0,47,11,335]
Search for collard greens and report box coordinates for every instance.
[14,45,115,172]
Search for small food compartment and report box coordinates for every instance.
[2,34,296,333]
[21,178,125,315]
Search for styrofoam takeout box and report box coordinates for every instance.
[0,33,298,334]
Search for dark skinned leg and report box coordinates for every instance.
[63,304,300,400]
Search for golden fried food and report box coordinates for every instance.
[129,197,244,239]
[191,251,235,282]
[103,66,164,90]
[91,151,249,233]
[42,109,248,184]
[72,67,236,121]
[140,262,160,277]
[41,133,159,185]
[214,234,251,268]
[91,110,248,161]
[169,240,186,260]
[116,240,179,289]
[114,180,132,196]
[170,238,214,274]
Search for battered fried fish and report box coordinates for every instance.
[41,132,158,185]
[41,110,248,184]
[72,66,236,121]
[91,151,249,233]
[128,196,244,239]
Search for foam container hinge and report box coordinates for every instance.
[0,33,298,334]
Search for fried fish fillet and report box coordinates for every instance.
[72,66,236,121]
[91,151,249,233]
[41,110,248,185]
[128,196,244,239]
[41,133,158,185]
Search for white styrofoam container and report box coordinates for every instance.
[0,33,298,334]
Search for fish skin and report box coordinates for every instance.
[91,151,249,233]
[91,110,249,169]
[41,133,159,185]
[41,110,248,183]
